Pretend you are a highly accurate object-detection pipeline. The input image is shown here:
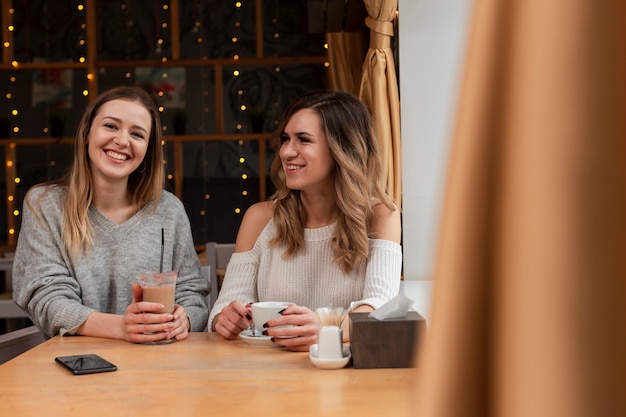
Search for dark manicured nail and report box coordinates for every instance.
[245,313,252,320]
[263,322,269,328]
[262,330,268,336]
[270,337,276,343]
[278,308,286,315]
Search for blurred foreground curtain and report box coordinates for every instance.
[415,1,626,417]
[359,0,402,206]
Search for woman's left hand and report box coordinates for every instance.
[262,304,320,352]
[167,304,191,341]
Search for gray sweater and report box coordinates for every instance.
[12,185,209,338]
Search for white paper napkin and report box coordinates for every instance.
[368,293,414,320]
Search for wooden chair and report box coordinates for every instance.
[0,325,45,365]
[204,242,235,312]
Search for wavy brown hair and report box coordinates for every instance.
[28,86,164,257]
[269,90,395,273]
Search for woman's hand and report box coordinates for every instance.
[213,300,253,339]
[262,304,320,352]
[122,282,180,344]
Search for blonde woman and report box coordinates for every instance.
[13,86,208,343]
[210,90,402,351]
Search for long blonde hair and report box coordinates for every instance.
[27,86,164,257]
[269,90,395,273]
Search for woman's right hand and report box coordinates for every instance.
[213,300,253,339]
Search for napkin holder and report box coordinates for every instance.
[349,311,425,369]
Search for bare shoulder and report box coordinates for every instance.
[369,201,401,243]
[235,201,274,252]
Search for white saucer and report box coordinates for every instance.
[309,344,351,369]
[239,329,280,348]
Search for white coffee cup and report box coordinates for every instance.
[251,301,290,333]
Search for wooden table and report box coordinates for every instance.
[0,332,418,416]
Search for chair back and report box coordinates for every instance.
[0,325,45,365]
[204,242,235,313]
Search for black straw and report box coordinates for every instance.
[159,228,164,273]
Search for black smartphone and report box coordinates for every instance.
[55,354,117,375]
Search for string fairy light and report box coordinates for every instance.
[5,6,18,241]
[233,0,247,218]
[193,0,213,241]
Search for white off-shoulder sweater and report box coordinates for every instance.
[208,219,402,328]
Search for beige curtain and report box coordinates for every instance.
[359,0,402,206]
[325,32,367,96]
[415,1,626,416]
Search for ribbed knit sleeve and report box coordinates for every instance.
[348,239,403,311]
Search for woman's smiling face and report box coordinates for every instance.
[279,108,335,193]
[86,99,151,184]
